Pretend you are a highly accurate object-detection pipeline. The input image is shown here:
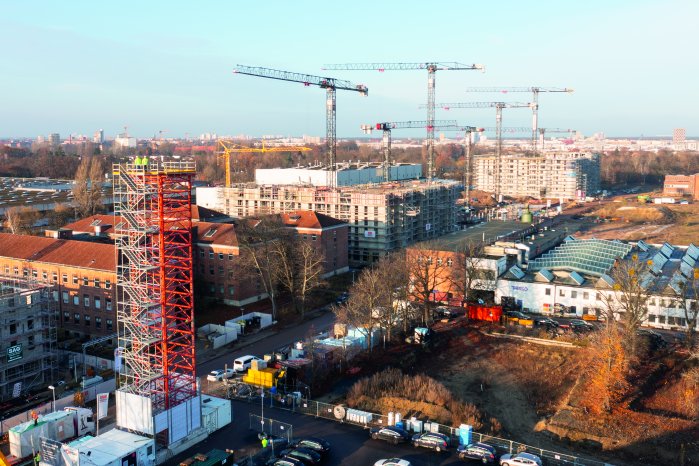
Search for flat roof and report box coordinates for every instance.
[68,429,153,465]
[425,221,532,251]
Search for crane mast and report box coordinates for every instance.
[433,101,532,200]
[233,65,368,188]
[465,86,573,153]
[323,62,484,181]
[361,120,458,181]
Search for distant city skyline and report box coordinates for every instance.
[1,0,697,139]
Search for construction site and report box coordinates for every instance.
[196,177,462,265]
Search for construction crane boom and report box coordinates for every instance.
[218,140,311,187]
[433,102,533,200]
[538,127,575,151]
[323,61,484,181]
[233,65,368,187]
[464,86,573,152]
[360,120,458,181]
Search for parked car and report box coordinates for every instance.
[374,459,411,466]
[206,369,235,382]
[289,437,330,456]
[335,292,349,304]
[457,442,498,463]
[369,426,412,444]
[233,355,262,373]
[279,447,322,466]
[533,317,558,328]
[266,457,306,466]
[499,452,542,466]
[569,319,594,332]
[434,306,457,319]
[505,311,530,322]
[411,432,450,452]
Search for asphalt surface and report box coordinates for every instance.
[168,400,466,466]
[196,311,336,377]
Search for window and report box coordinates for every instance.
[583,292,589,300]
[106,319,113,330]
[84,315,91,326]
[32,269,37,278]
[218,253,224,260]
[94,297,101,309]
[311,234,317,241]
[545,288,551,296]
[84,295,90,307]
[437,258,443,266]
[658,316,666,324]
[648,314,656,323]
[447,258,453,266]
[209,250,214,259]
[62,291,69,304]
[83,277,89,286]
[228,286,235,296]
[209,267,214,275]
[94,278,100,288]
[27,319,34,330]
[3,266,8,274]
[218,266,224,275]
[571,291,578,299]
[52,291,59,301]
[9,323,17,335]
[106,299,112,311]
[13,266,18,275]
[72,275,78,285]
[559,289,565,297]
[63,312,70,322]
[74,313,80,323]
[95,317,102,328]
[73,295,80,305]
[219,285,224,294]
[62,274,68,283]
[228,253,234,261]
[105,280,111,289]
[200,250,205,258]
[42,271,48,280]
[52,272,58,282]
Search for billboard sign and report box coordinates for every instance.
[7,344,22,363]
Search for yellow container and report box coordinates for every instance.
[243,368,277,388]
[582,314,598,321]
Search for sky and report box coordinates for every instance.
[1,0,697,139]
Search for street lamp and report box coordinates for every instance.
[48,385,56,412]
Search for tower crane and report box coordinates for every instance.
[233,65,368,188]
[360,120,458,181]
[538,127,575,151]
[217,139,311,187]
[322,62,484,181]
[431,101,533,200]
[465,87,573,153]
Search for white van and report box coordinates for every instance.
[233,355,261,373]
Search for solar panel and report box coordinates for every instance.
[660,242,675,259]
[537,268,555,282]
[569,271,585,286]
[668,274,686,295]
[598,274,615,288]
[637,240,649,252]
[686,243,699,261]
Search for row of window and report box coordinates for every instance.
[200,250,235,261]
[546,288,697,308]
[3,266,111,289]
[62,312,113,329]
[60,291,112,310]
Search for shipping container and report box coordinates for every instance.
[467,304,502,322]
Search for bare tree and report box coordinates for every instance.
[237,216,284,319]
[332,295,378,352]
[405,242,451,325]
[673,269,699,350]
[377,252,414,335]
[275,236,325,317]
[598,254,653,357]
[72,156,104,218]
[48,204,73,229]
[4,206,40,235]
[449,240,497,304]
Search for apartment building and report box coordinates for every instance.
[0,277,57,400]
[663,174,699,199]
[196,179,461,265]
[0,233,116,339]
[473,151,601,200]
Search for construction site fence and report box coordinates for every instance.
[227,389,612,466]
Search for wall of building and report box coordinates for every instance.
[254,164,422,187]
[663,174,699,199]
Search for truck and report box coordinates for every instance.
[6,407,95,463]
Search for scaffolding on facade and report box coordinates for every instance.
[0,276,57,401]
[112,160,196,413]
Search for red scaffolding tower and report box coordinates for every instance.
[113,160,196,413]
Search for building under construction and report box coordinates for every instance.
[112,160,205,456]
[0,276,56,401]
[473,151,600,200]
[197,176,462,265]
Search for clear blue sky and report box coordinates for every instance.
[1,0,697,139]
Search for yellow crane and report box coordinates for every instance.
[217,140,312,187]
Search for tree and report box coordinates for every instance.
[237,217,284,319]
[449,240,497,304]
[581,323,629,414]
[673,268,699,350]
[48,204,73,229]
[332,295,378,352]
[275,236,325,317]
[72,156,104,218]
[599,254,653,358]
[405,242,451,325]
[4,206,40,235]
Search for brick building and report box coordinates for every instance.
[663,174,699,199]
[0,233,116,339]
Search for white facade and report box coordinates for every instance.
[255,163,422,187]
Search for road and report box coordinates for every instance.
[196,311,336,377]
[168,400,465,466]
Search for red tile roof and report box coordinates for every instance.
[0,233,115,271]
[194,222,239,247]
[62,215,121,235]
[281,210,346,230]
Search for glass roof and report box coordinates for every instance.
[529,238,633,277]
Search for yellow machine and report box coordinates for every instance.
[217,140,311,187]
[242,368,286,388]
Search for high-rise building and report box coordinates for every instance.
[673,128,687,144]
[48,133,60,146]
[473,151,601,200]
[93,129,104,144]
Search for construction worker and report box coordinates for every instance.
[134,155,143,167]
[261,436,268,448]
[141,155,149,168]
[31,411,38,426]
[34,452,41,465]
